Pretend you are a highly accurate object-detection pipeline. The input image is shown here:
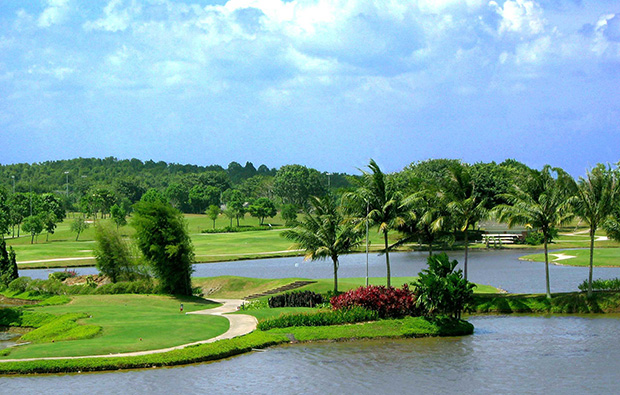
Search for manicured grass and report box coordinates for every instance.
[194,276,499,300]
[266,316,473,341]
[1,294,228,359]
[520,248,620,267]
[0,331,290,375]
[471,291,620,314]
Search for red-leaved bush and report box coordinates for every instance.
[330,284,419,318]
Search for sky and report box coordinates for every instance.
[0,0,619,177]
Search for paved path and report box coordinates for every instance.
[0,299,257,363]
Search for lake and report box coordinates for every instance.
[20,249,620,294]
[3,315,619,394]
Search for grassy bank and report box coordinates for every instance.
[0,331,290,375]
[194,276,499,299]
[471,291,620,314]
[520,248,620,267]
[0,295,227,359]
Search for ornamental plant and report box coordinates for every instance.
[330,284,418,319]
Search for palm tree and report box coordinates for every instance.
[281,194,362,293]
[343,159,405,287]
[444,163,488,280]
[494,165,575,299]
[571,164,618,297]
[399,187,448,257]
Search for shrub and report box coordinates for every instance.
[578,278,620,292]
[257,306,378,330]
[201,225,274,234]
[49,270,77,282]
[330,285,418,319]
[525,231,545,245]
[8,277,32,293]
[94,279,156,295]
[413,253,475,319]
[268,291,324,308]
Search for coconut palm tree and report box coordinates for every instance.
[343,159,405,287]
[494,165,575,299]
[399,187,449,257]
[443,163,488,280]
[571,164,618,297]
[282,194,362,293]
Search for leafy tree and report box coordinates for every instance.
[140,188,168,204]
[94,222,137,283]
[494,165,575,299]
[248,197,277,225]
[273,164,327,208]
[22,215,44,244]
[70,217,89,241]
[238,175,273,200]
[223,189,246,227]
[413,253,475,319]
[188,184,220,214]
[114,178,146,203]
[344,159,405,287]
[570,164,619,297]
[206,205,221,229]
[131,200,194,295]
[282,195,362,293]
[0,237,18,284]
[41,211,58,242]
[281,204,299,226]
[165,183,190,211]
[9,193,30,237]
[110,204,128,229]
[0,188,9,236]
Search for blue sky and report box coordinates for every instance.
[1,0,619,176]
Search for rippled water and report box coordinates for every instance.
[3,315,620,394]
[20,250,620,294]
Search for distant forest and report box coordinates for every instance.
[0,157,353,215]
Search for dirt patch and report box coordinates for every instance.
[63,275,111,286]
[0,295,38,307]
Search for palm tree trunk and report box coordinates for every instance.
[588,229,595,298]
[384,231,391,287]
[544,238,551,299]
[332,256,339,293]
[464,229,469,281]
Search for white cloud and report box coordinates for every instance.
[491,0,546,36]
[83,0,141,32]
[38,0,71,28]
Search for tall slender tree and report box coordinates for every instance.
[344,159,405,287]
[282,195,362,293]
[132,200,194,295]
[571,164,618,297]
[494,165,575,298]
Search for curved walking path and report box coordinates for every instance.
[0,299,257,363]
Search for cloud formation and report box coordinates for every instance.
[0,0,619,174]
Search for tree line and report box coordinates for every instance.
[2,157,620,298]
[283,159,620,300]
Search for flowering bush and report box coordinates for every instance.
[330,284,419,318]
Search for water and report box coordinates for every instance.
[2,315,619,394]
[20,250,620,294]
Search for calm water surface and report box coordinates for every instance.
[3,315,620,394]
[21,250,620,294]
